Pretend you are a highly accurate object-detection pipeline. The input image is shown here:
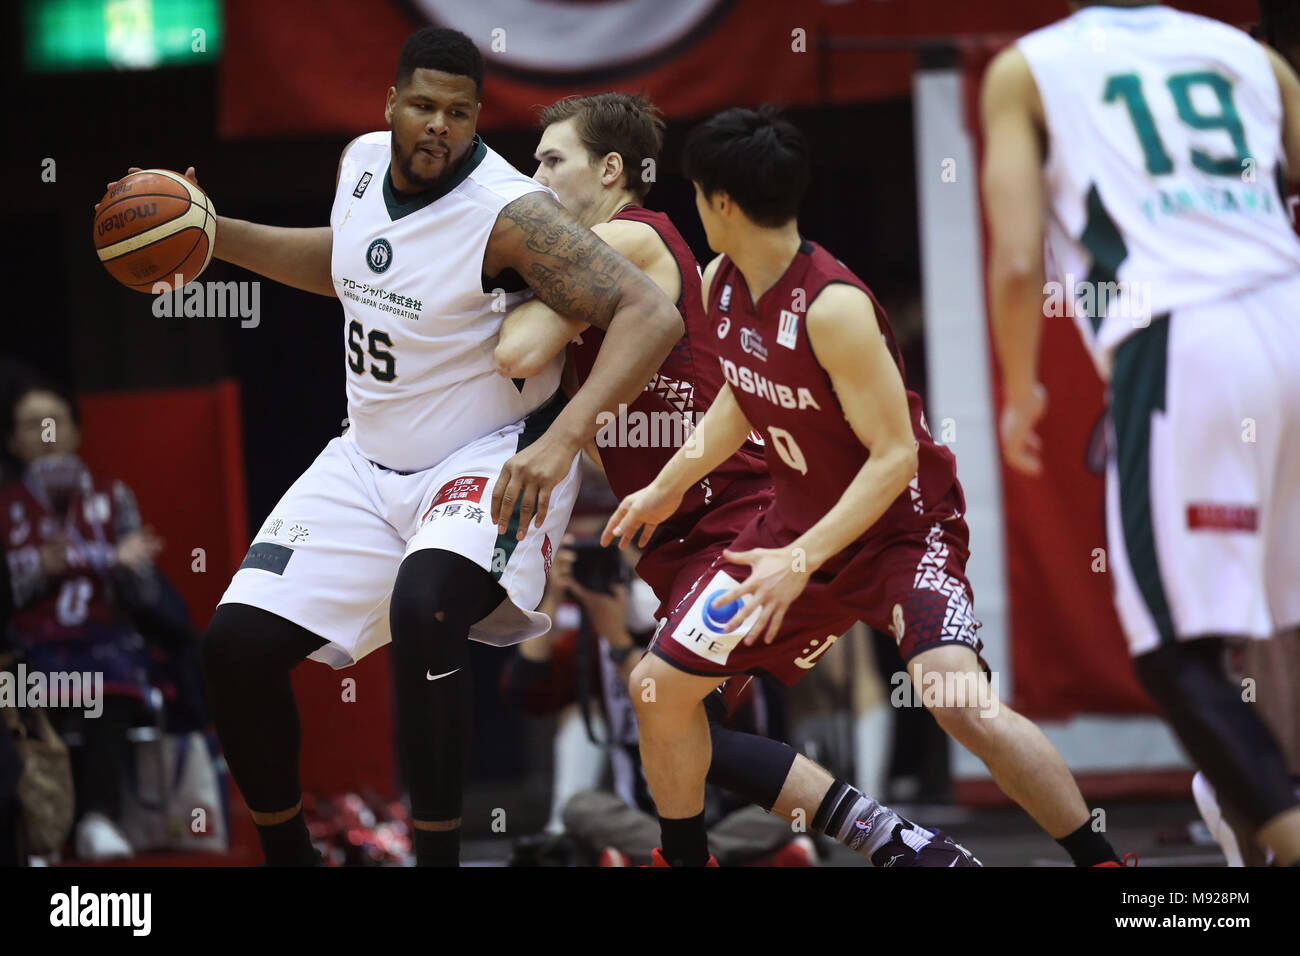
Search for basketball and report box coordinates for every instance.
[93,168,216,292]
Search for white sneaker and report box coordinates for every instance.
[75,812,135,862]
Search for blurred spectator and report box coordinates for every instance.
[0,381,200,860]
[0,359,39,485]
[503,518,806,867]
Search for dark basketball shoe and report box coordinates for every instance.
[870,822,983,867]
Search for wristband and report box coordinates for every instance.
[607,643,637,666]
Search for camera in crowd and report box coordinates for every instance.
[566,539,631,595]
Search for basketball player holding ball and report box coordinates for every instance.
[100,27,682,866]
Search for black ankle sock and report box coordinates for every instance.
[659,812,709,867]
[256,809,317,866]
[1057,819,1118,867]
[413,826,461,867]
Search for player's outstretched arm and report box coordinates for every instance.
[100,140,358,298]
[980,46,1049,475]
[494,218,681,378]
[602,382,753,550]
[211,216,335,298]
[485,192,684,536]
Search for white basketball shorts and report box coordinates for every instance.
[218,392,580,668]
[1106,273,1300,656]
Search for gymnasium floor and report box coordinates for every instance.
[460,799,1228,867]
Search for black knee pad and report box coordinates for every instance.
[704,686,730,725]
[198,604,326,814]
[706,724,798,812]
[389,549,503,674]
[201,602,325,689]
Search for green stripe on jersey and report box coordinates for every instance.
[1079,184,1130,335]
[1109,315,1176,645]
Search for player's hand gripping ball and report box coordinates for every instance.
[93,168,216,292]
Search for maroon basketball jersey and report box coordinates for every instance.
[708,241,963,562]
[568,205,765,513]
[0,477,127,644]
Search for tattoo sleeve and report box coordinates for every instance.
[489,190,683,452]
[493,192,637,329]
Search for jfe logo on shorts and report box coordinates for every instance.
[666,570,762,666]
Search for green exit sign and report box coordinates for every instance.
[24,0,223,72]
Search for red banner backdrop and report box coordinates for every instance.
[219,0,1260,139]
[218,0,1251,138]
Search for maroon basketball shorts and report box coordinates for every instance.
[635,477,774,621]
[648,508,986,687]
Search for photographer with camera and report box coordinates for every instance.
[503,518,651,818]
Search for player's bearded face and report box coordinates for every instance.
[385,69,480,192]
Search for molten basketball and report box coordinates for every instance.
[93,169,217,292]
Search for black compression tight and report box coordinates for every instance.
[388,548,504,824]
[1134,637,1299,828]
[200,603,326,814]
[201,548,503,827]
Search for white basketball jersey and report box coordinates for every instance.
[330,132,562,472]
[1018,4,1300,380]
